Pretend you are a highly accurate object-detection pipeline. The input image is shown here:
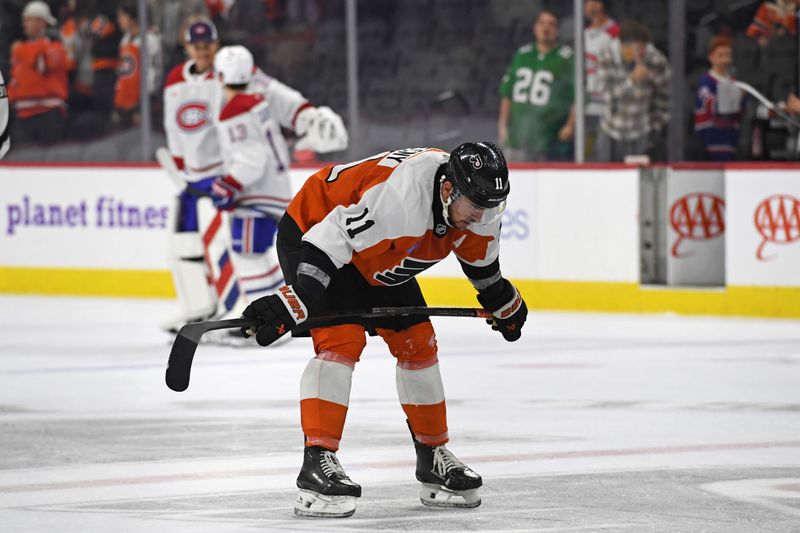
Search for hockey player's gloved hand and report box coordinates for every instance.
[477,279,527,342]
[241,285,309,346]
[210,175,243,210]
[294,106,349,153]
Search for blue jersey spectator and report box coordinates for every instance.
[694,36,747,161]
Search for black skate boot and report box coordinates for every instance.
[294,445,361,518]
[410,423,482,508]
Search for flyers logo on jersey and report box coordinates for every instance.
[374,257,438,286]
[117,54,137,78]
[469,154,483,169]
[177,102,211,131]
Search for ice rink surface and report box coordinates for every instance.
[1,294,799,532]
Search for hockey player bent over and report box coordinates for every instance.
[240,143,529,517]
[161,19,348,332]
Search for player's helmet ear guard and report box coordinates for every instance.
[442,142,509,226]
[448,142,510,209]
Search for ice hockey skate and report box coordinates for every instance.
[411,428,482,508]
[294,445,361,518]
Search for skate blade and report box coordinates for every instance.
[419,483,481,508]
[293,489,357,518]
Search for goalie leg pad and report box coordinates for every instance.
[163,230,217,332]
[294,489,357,518]
[419,483,481,509]
[176,177,216,232]
[196,198,247,318]
[230,215,285,300]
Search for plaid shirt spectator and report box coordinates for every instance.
[597,39,670,141]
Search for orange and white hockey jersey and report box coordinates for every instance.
[216,92,293,218]
[163,62,310,179]
[113,30,162,112]
[287,148,501,287]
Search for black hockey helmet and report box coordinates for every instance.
[447,142,509,209]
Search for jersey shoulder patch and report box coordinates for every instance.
[164,64,185,89]
[219,93,265,121]
[518,43,534,55]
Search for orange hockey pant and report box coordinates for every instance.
[299,321,448,451]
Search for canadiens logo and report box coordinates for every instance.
[468,154,483,169]
[176,102,210,132]
[669,192,725,258]
[754,194,800,261]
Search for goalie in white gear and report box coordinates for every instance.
[161,18,348,333]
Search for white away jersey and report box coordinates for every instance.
[217,93,292,218]
[163,61,310,180]
[585,19,620,116]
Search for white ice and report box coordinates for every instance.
[1,294,799,532]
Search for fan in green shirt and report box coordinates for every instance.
[499,9,575,161]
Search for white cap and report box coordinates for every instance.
[22,1,57,26]
[214,46,254,85]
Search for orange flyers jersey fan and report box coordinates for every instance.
[114,31,161,111]
[287,148,501,287]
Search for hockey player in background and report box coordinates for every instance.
[240,142,529,517]
[0,68,10,159]
[212,45,293,301]
[161,18,348,332]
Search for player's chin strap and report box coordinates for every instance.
[439,174,462,228]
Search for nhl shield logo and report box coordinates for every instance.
[435,223,447,236]
[468,154,483,169]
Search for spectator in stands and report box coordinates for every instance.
[746,0,798,46]
[112,1,162,128]
[148,0,209,72]
[88,1,122,115]
[694,36,747,161]
[498,9,575,162]
[596,20,670,162]
[584,0,619,161]
[60,0,93,112]
[8,1,69,145]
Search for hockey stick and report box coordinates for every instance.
[165,307,492,392]
[155,147,274,217]
[734,81,800,129]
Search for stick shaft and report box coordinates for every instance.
[165,307,491,392]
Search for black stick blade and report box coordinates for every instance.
[166,333,199,392]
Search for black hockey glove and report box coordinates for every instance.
[476,279,527,342]
[241,285,309,346]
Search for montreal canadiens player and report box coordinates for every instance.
[161,18,348,332]
[240,142,529,517]
[211,45,293,301]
